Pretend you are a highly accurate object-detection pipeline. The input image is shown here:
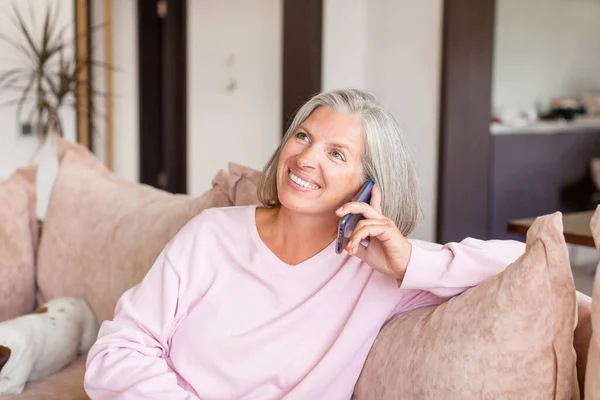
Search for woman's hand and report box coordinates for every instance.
[335,184,412,281]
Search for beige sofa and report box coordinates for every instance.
[0,140,594,399]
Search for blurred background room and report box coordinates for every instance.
[1,0,599,294]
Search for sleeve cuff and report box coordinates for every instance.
[398,242,450,292]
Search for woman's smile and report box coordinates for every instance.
[287,169,321,191]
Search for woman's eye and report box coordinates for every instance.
[331,151,345,161]
[296,132,309,141]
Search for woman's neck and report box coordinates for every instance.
[256,206,338,265]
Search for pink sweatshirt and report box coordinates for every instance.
[84,205,525,400]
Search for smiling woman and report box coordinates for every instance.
[259,89,421,236]
[84,88,526,400]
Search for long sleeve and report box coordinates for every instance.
[84,249,199,400]
[400,237,526,298]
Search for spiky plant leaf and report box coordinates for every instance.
[9,3,39,59]
[16,71,36,122]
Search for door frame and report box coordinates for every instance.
[138,0,187,193]
[282,0,323,135]
[436,0,496,243]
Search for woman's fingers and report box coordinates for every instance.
[346,220,392,254]
[351,218,388,237]
[336,200,383,221]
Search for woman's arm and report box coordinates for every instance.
[336,187,525,287]
[400,237,526,298]
[84,249,199,400]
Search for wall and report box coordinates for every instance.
[87,0,138,183]
[366,0,443,242]
[92,0,139,183]
[493,0,600,112]
[322,0,443,241]
[187,0,282,197]
[322,0,367,91]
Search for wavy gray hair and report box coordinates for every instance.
[257,88,421,236]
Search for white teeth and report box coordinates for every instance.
[289,172,319,189]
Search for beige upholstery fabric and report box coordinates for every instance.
[575,291,592,399]
[586,206,600,399]
[227,163,262,206]
[354,212,576,400]
[2,356,88,400]
[0,166,37,322]
[36,146,233,324]
[211,169,230,199]
[56,136,94,162]
[12,166,39,250]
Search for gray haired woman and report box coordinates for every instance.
[84,89,525,399]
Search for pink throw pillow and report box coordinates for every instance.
[574,291,592,398]
[0,166,38,321]
[585,206,600,398]
[211,169,230,199]
[227,163,262,206]
[355,212,577,399]
[36,144,233,323]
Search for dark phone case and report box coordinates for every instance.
[335,180,375,254]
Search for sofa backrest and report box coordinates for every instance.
[34,141,234,323]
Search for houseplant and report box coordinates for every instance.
[0,1,111,144]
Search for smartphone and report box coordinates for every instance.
[335,179,375,254]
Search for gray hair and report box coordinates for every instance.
[257,88,421,236]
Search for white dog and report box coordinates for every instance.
[0,297,98,395]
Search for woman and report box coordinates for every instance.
[84,89,525,399]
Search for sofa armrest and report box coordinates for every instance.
[575,291,593,398]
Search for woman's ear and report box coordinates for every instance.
[0,345,11,372]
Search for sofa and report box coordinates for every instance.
[0,138,596,399]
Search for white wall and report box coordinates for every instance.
[106,0,139,183]
[187,0,282,196]
[366,0,443,242]
[322,0,443,241]
[493,0,600,112]
[322,0,368,91]
[88,0,139,183]
[0,0,76,179]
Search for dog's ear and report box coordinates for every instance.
[0,345,11,373]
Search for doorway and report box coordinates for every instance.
[137,0,187,194]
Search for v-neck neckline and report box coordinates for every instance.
[248,205,338,272]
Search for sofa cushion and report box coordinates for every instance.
[354,212,577,400]
[574,291,592,398]
[0,166,37,322]
[2,356,88,400]
[227,162,262,206]
[36,143,233,324]
[211,169,230,199]
[585,206,600,398]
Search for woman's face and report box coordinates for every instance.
[276,106,365,215]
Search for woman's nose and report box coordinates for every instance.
[297,147,318,170]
